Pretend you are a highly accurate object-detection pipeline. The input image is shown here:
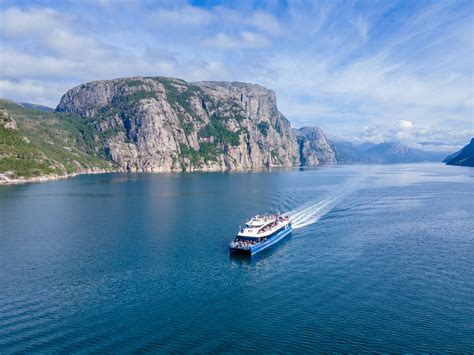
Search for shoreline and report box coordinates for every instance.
[0,168,114,185]
[0,162,452,186]
[0,164,305,185]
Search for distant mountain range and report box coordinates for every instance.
[444,138,474,167]
[331,141,447,164]
[19,103,54,112]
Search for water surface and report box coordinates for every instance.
[1,163,473,352]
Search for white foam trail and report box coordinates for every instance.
[288,175,366,229]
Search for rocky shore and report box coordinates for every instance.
[0,168,111,185]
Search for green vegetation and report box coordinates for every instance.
[274,121,282,134]
[179,142,221,168]
[125,79,144,87]
[181,121,194,135]
[127,90,158,103]
[153,79,244,167]
[0,127,58,177]
[95,89,159,143]
[179,144,201,166]
[271,149,283,164]
[234,113,247,122]
[199,142,221,161]
[258,122,270,137]
[0,100,111,179]
[101,90,158,111]
[158,78,203,125]
[199,113,240,146]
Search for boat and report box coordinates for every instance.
[229,213,292,255]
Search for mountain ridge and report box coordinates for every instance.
[331,140,447,164]
[55,76,335,173]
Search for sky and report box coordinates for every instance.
[0,0,472,149]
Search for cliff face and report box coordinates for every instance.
[294,127,336,166]
[0,103,17,129]
[57,77,301,172]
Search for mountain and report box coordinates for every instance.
[1,76,337,182]
[20,103,54,112]
[330,141,369,164]
[331,141,446,164]
[294,127,336,166]
[365,142,446,163]
[56,77,340,172]
[0,99,112,182]
[56,77,303,172]
[418,141,445,146]
[5,75,454,184]
[444,138,474,167]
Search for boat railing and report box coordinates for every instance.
[257,218,287,234]
[230,238,259,249]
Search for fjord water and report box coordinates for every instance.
[1,164,473,352]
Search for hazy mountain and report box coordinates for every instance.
[365,142,445,163]
[331,141,446,164]
[418,141,446,146]
[330,141,368,164]
[20,103,54,112]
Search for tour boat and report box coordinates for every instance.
[229,213,292,255]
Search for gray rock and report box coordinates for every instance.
[294,127,336,166]
[0,104,17,130]
[56,76,334,172]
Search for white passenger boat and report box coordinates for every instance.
[229,213,292,255]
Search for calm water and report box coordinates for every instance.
[1,163,473,352]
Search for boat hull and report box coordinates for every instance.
[230,224,293,256]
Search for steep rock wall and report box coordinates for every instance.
[57,76,337,172]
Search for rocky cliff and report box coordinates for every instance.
[56,77,304,172]
[294,127,336,166]
[444,138,474,167]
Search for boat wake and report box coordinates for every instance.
[289,175,367,229]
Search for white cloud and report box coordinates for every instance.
[203,31,270,49]
[0,79,70,107]
[0,49,82,79]
[0,1,471,148]
[0,7,61,39]
[0,7,109,59]
[247,11,283,35]
[346,120,473,150]
[397,120,414,129]
[149,5,213,27]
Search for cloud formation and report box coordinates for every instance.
[0,0,472,147]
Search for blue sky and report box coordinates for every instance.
[0,0,472,148]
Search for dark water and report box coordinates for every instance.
[1,163,473,352]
